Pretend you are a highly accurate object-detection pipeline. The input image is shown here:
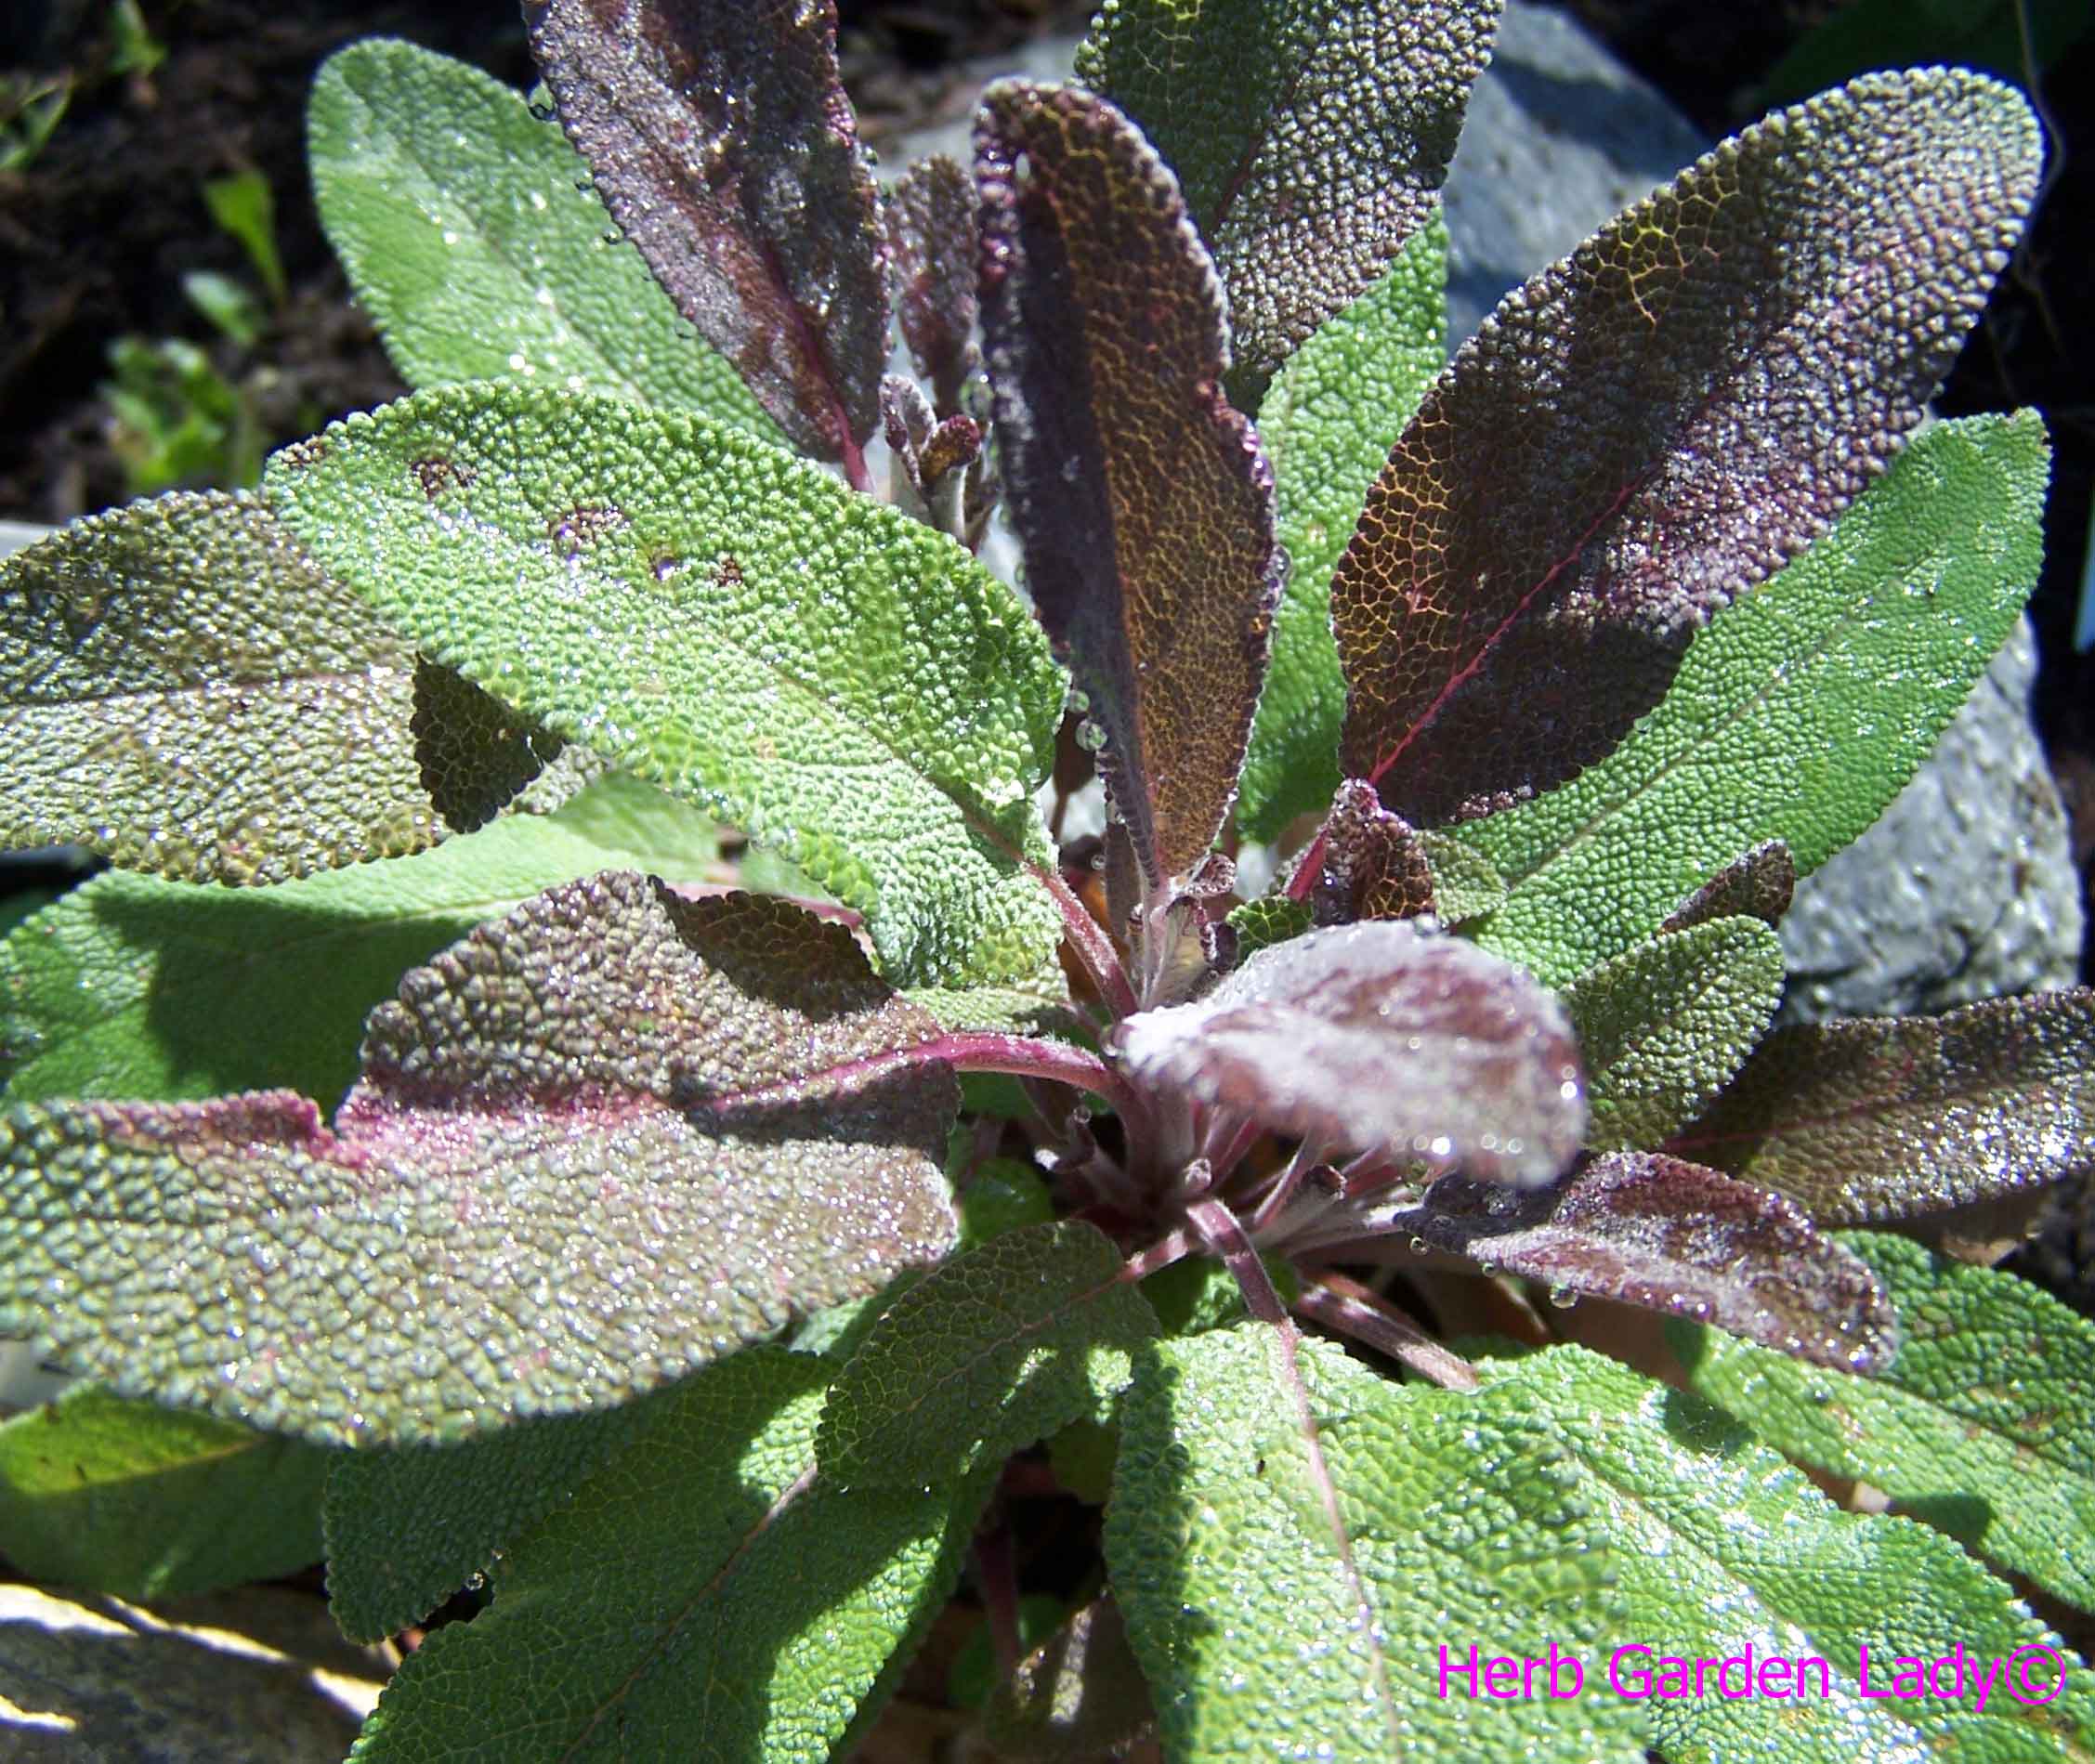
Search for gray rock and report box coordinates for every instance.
[1441,2,1709,346]
[1778,616,2086,1023]
[0,1585,390,1762]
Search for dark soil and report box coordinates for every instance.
[0,0,1087,522]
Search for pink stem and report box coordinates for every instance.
[1040,864,1139,1020]
[1186,1196,1289,1325]
[1294,1272,1477,1391]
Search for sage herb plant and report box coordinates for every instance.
[2,1,2092,1758]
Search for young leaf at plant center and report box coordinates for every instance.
[885,154,978,418]
[1306,779,1437,924]
[1660,840,1797,934]
[0,1384,327,1600]
[0,774,719,1110]
[348,1347,989,1762]
[1224,895,1312,959]
[0,491,561,882]
[1075,0,1495,405]
[1239,223,1447,843]
[523,0,886,471]
[975,81,1281,895]
[1335,70,2041,828]
[1381,1153,1896,1369]
[818,1221,1158,1487]
[1673,1230,2095,1614]
[0,876,960,1444]
[308,38,780,441]
[1668,987,2095,1223]
[1560,916,1786,1150]
[263,382,1067,993]
[1452,413,2049,987]
[325,1389,666,1642]
[1110,920,1584,1185]
[1106,1324,1641,1763]
[1473,1344,2095,1761]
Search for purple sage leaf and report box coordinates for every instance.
[1660,841,1798,934]
[1668,987,2095,1223]
[1309,778,1437,926]
[1403,1153,1897,1370]
[0,874,960,1444]
[523,0,887,471]
[1334,69,2042,824]
[885,153,979,417]
[976,81,1282,891]
[1076,0,1499,404]
[1110,920,1584,1184]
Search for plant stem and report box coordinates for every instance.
[1039,864,1139,1020]
[1294,1272,1478,1391]
[1186,1196,1288,1325]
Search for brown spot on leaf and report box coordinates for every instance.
[412,456,474,499]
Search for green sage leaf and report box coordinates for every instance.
[0,1384,327,1599]
[0,878,959,1444]
[818,1221,1159,1487]
[1673,1231,2095,1614]
[1561,916,1787,1151]
[347,1348,987,1762]
[324,1392,663,1643]
[264,383,1066,993]
[1479,1343,2095,1760]
[308,38,779,439]
[1454,413,2048,987]
[1240,221,1447,843]
[1106,1324,1640,1762]
[0,491,559,882]
[0,773,718,1108]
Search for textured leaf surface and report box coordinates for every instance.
[349,1348,986,1762]
[1076,0,1493,400]
[1239,223,1447,843]
[1561,916,1786,1150]
[818,1221,1158,1486]
[1336,72,2041,826]
[0,774,718,1109]
[1305,779,1438,925]
[1675,1231,2095,1614]
[0,491,552,881]
[0,1384,327,1599]
[1476,1345,2095,1762]
[976,82,1279,889]
[1399,1153,1896,1368]
[1661,839,1798,933]
[885,154,978,416]
[1106,1324,1640,1763]
[1669,987,2095,1223]
[523,0,886,465]
[308,38,779,438]
[264,383,1065,991]
[1412,830,1506,924]
[0,876,959,1444]
[1112,920,1584,1183]
[1453,413,2048,987]
[325,1393,661,1642]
